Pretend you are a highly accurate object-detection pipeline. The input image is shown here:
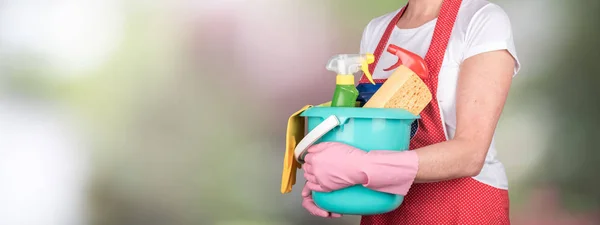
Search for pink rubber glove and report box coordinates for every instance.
[301,181,342,218]
[303,142,419,195]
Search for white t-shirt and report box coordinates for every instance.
[360,0,520,190]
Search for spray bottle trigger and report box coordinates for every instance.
[362,53,376,85]
[383,59,402,72]
[383,44,403,72]
[361,63,375,85]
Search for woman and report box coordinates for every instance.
[301,0,520,224]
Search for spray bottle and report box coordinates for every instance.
[326,54,376,107]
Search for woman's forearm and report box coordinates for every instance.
[412,138,489,183]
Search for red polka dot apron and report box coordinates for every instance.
[358,0,510,224]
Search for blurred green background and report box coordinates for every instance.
[1,0,599,224]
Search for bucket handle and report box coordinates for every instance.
[294,115,340,163]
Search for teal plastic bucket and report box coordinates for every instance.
[300,106,419,215]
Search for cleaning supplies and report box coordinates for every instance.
[326,54,376,107]
[357,44,428,106]
[280,48,426,214]
[363,45,432,115]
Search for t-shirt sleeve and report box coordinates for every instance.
[463,4,521,76]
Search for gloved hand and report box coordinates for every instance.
[301,181,342,218]
[303,142,419,195]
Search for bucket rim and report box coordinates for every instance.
[301,106,419,120]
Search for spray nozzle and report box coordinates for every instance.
[326,53,376,85]
[383,44,429,79]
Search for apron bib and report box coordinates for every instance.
[358,0,510,224]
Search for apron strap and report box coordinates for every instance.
[411,0,462,148]
[423,0,462,96]
[358,6,408,84]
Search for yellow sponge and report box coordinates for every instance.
[363,65,432,115]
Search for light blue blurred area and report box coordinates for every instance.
[1,0,599,224]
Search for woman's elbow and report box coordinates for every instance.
[463,150,487,177]
[464,160,484,177]
[452,137,489,177]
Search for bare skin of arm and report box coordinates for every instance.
[413,50,515,183]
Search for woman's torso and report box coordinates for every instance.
[359,0,520,191]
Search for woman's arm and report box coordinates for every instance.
[302,50,517,194]
[413,49,515,183]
